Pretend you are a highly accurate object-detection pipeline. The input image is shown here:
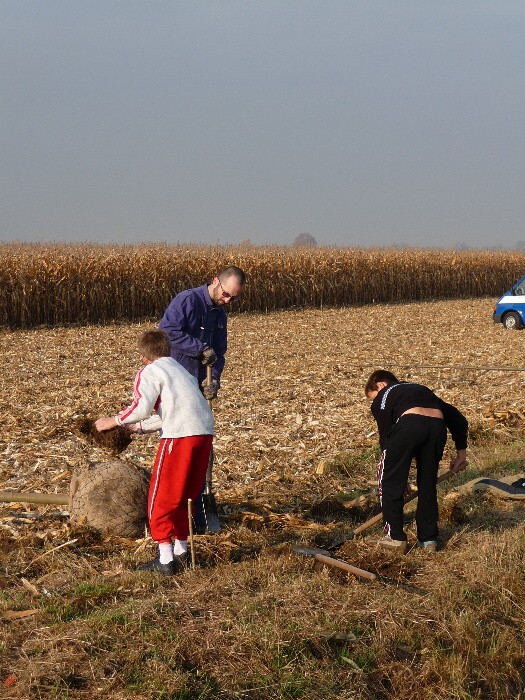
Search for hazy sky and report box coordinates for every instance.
[1,2,524,248]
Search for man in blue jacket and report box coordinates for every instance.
[159,266,246,533]
[159,266,246,399]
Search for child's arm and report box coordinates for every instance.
[96,366,160,432]
[116,367,161,425]
[129,414,163,434]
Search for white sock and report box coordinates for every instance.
[158,542,174,564]
[173,539,188,556]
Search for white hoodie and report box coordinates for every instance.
[115,356,214,438]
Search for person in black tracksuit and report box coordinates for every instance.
[365,370,468,551]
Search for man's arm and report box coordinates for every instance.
[440,401,468,450]
[159,292,206,359]
[449,448,468,473]
[211,314,227,382]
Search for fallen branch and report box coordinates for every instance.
[0,491,68,506]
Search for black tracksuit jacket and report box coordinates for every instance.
[371,382,468,452]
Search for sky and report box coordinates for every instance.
[1,1,524,248]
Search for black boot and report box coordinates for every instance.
[136,558,176,575]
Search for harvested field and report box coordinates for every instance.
[1,297,525,699]
[1,297,524,502]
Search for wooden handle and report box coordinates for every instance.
[352,469,456,536]
[0,491,69,505]
[352,512,383,536]
[314,553,376,581]
[205,365,214,484]
[187,498,196,570]
[206,365,213,409]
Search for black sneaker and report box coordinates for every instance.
[136,558,176,575]
[173,552,189,571]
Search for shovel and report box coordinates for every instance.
[293,546,376,581]
[293,546,430,595]
[194,365,221,533]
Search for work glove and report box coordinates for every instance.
[201,345,217,366]
[201,377,219,401]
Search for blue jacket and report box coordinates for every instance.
[159,284,227,386]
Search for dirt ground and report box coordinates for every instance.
[1,298,525,699]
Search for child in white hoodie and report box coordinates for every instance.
[95,329,214,574]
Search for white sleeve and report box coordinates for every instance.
[136,414,163,434]
[115,367,160,426]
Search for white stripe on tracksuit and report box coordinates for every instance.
[376,449,390,537]
[148,438,170,523]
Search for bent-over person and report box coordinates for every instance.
[364,370,468,554]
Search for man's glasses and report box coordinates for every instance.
[218,279,238,301]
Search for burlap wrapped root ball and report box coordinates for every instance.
[69,460,150,538]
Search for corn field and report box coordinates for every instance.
[1,242,524,328]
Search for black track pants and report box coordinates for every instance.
[377,414,447,542]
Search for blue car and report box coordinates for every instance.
[493,275,525,329]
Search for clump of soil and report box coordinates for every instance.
[441,491,468,524]
[74,417,132,455]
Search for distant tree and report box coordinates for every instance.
[514,241,525,250]
[292,232,317,248]
[238,237,255,248]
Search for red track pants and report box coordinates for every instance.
[147,434,213,543]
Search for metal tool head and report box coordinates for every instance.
[327,533,355,550]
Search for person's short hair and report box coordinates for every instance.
[364,370,399,396]
[218,266,246,286]
[138,329,171,360]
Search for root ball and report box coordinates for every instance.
[69,459,150,538]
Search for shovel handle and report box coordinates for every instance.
[206,365,213,409]
[205,365,214,485]
[352,469,456,536]
[351,512,384,536]
[314,553,376,581]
